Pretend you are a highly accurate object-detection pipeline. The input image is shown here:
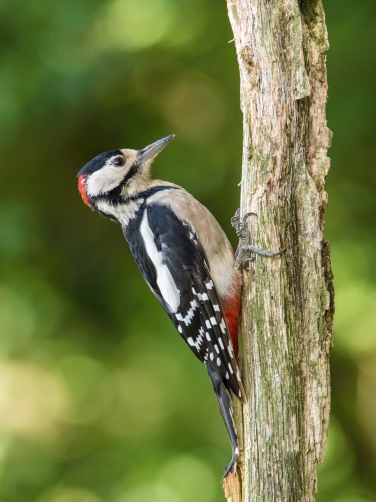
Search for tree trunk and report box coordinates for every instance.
[223,1,334,501]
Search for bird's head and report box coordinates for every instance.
[77,134,174,208]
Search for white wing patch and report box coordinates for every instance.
[140,211,180,313]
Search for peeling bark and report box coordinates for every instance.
[223,1,334,501]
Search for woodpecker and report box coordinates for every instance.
[77,135,244,479]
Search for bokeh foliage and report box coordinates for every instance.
[0,0,375,501]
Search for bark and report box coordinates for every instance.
[223,1,334,501]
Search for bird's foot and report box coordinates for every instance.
[231,208,257,240]
[231,208,282,270]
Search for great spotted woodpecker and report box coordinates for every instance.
[77,135,244,478]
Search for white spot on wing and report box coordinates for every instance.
[214,344,219,354]
[183,308,194,325]
[217,357,221,366]
[205,320,211,329]
[201,293,209,301]
[140,211,180,313]
[218,338,224,350]
[206,332,211,341]
[178,326,183,334]
[220,319,227,334]
[210,317,217,325]
[210,353,214,361]
[214,305,220,312]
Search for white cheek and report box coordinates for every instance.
[86,166,125,196]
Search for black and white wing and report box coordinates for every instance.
[125,203,244,401]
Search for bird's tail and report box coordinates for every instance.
[206,363,239,479]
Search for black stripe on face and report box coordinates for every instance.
[77,150,123,177]
[121,163,139,187]
[91,163,141,208]
[104,164,139,202]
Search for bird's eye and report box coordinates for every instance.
[112,156,125,167]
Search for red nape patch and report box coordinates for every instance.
[78,175,90,207]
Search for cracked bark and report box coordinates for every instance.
[223,1,334,501]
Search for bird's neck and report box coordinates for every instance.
[93,179,179,227]
[94,197,143,227]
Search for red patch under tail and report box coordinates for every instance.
[223,291,241,357]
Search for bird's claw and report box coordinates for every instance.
[232,208,282,270]
[231,208,258,239]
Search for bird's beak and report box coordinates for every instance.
[138,135,175,163]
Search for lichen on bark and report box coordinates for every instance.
[223,1,334,501]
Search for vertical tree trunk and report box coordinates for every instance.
[223,1,334,501]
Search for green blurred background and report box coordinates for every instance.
[0,0,375,501]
